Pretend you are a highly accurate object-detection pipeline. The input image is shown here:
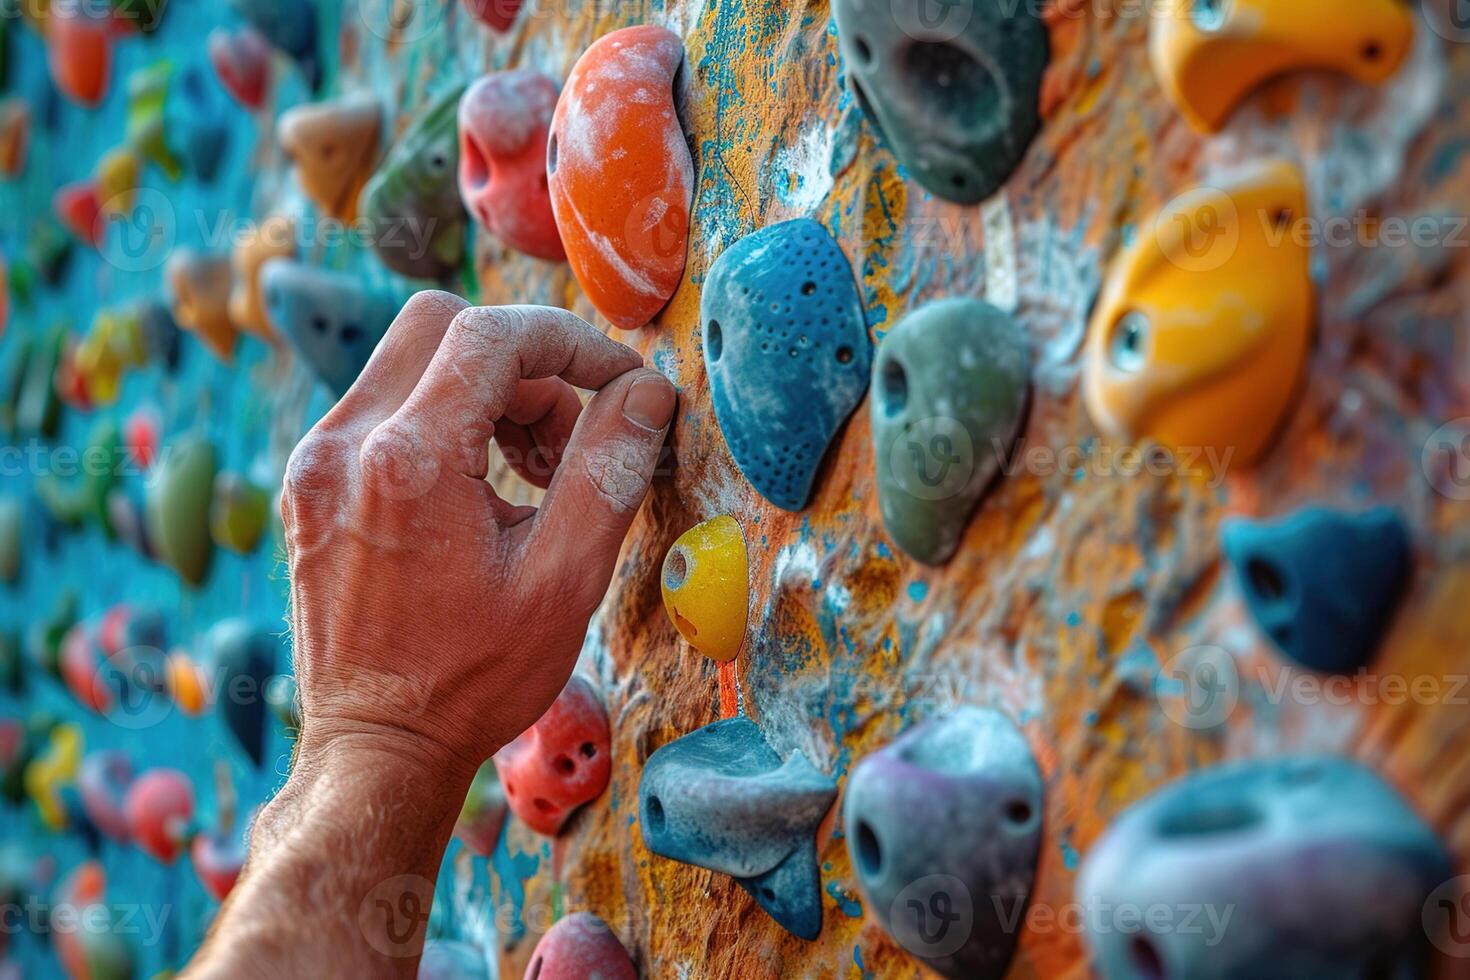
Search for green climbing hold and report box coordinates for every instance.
[27,591,78,681]
[210,471,270,555]
[36,419,121,535]
[0,494,20,584]
[870,298,1029,565]
[17,323,64,439]
[127,62,183,182]
[145,433,217,586]
[359,85,468,281]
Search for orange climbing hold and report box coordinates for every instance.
[166,249,239,362]
[228,216,295,341]
[548,25,693,330]
[662,516,749,663]
[278,98,381,221]
[1083,160,1313,468]
[47,4,113,107]
[1150,0,1414,132]
[166,650,209,716]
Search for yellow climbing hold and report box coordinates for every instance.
[661,516,749,663]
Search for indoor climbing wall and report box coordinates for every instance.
[1,0,1469,978]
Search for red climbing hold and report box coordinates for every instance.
[54,182,103,249]
[462,0,524,32]
[124,406,161,472]
[548,25,693,330]
[525,913,637,980]
[190,825,247,901]
[208,26,272,111]
[458,71,565,262]
[124,768,194,864]
[494,676,611,836]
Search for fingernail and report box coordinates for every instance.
[623,373,676,430]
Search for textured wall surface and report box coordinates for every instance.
[2,0,1469,978]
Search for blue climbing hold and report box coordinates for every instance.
[230,0,317,89]
[203,619,279,767]
[703,218,870,511]
[1077,755,1452,979]
[843,707,1042,979]
[639,716,837,940]
[261,260,403,397]
[1221,506,1411,674]
[169,65,230,184]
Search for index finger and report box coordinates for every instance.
[370,305,644,479]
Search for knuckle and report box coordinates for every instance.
[399,289,470,325]
[360,418,441,500]
[282,433,351,505]
[452,305,523,352]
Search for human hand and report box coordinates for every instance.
[280,291,675,781]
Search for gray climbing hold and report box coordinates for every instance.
[833,0,1049,203]
[871,298,1029,564]
[1077,756,1453,980]
[702,218,871,511]
[844,707,1042,979]
[260,259,403,397]
[639,716,837,940]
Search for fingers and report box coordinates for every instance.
[372,305,643,479]
[331,290,468,423]
[494,378,584,489]
[521,367,676,611]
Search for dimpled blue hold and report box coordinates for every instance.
[1077,756,1452,980]
[261,260,404,398]
[639,716,837,940]
[703,219,871,511]
[1221,506,1411,674]
[171,67,229,184]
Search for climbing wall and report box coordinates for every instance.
[2,0,1469,978]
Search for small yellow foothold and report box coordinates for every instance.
[26,722,82,831]
[661,515,749,663]
[1083,160,1313,469]
[1150,0,1414,133]
[94,147,141,218]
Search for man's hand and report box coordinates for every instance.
[187,294,674,977]
[282,291,674,774]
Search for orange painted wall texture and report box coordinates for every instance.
[330,1,1470,976]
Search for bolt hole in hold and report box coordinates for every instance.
[1129,934,1167,980]
[310,314,329,335]
[856,820,882,876]
[903,41,1000,129]
[880,357,908,417]
[1191,0,1227,31]
[1245,556,1287,602]
[546,131,558,175]
[664,547,690,589]
[1362,40,1381,62]
[554,755,574,775]
[705,319,723,361]
[1271,207,1293,231]
[645,794,665,833]
[801,280,816,295]
[579,741,597,759]
[1109,311,1148,372]
[835,345,854,364]
[339,323,363,345]
[1005,799,1033,827]
[533,797,555,813]
[1156,800,1261,837]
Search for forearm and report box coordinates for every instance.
[186,732,472,978]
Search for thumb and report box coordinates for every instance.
[522,367,676,611]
